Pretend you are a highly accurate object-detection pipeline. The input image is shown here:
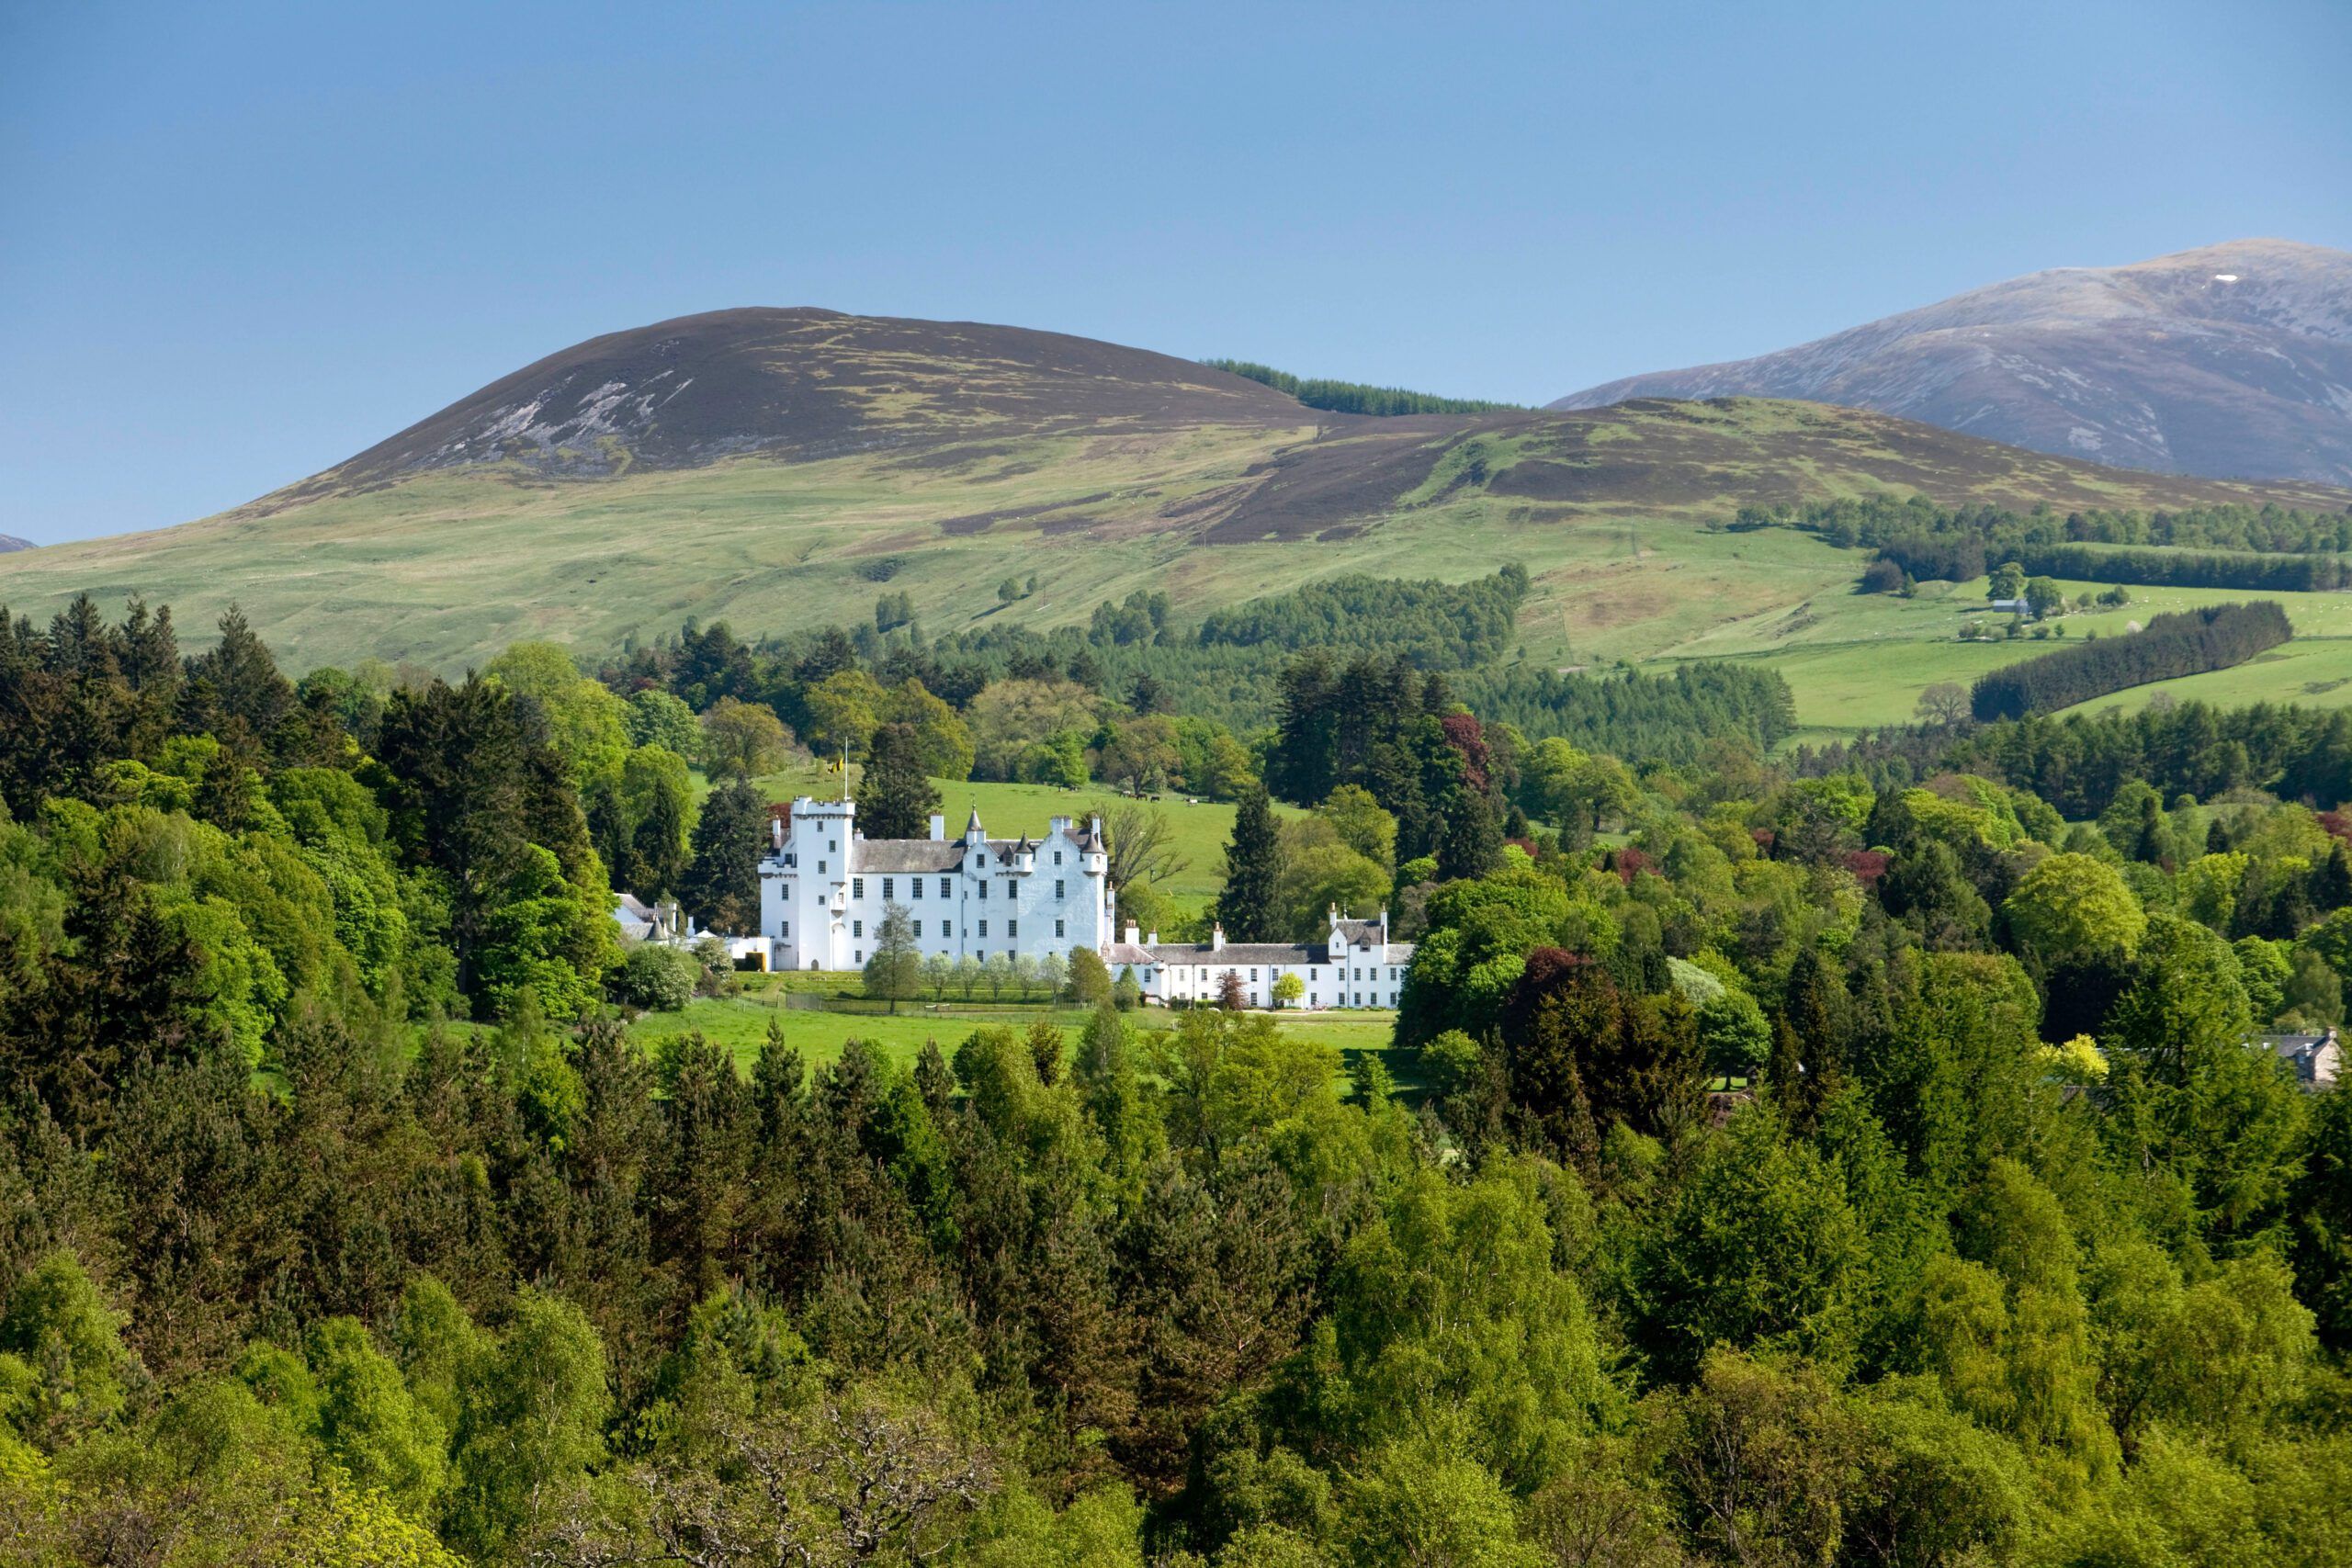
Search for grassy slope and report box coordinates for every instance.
[6,396,2344,735]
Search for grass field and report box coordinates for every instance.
[624,978,1416,1093]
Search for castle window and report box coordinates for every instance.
[830,840,837,853]
[978,882,987,901]
[978,920,989,938]
[1054,851,1063,866]
[780,920,789,936]
[939,878,951,898]
[911,920,922,938]
[1007,919,1018,939]
[1003,879,1015,901]
[881,878,893,899]
[818,861,826,874]
[912,879,922,899]
[853,919,862,938]
[1056,919,1065,938]
[853,878,865,898]
[1055,880,1065,898]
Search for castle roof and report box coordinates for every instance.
[851,840,965,874]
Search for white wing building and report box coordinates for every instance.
[1102,908,1414,1010]
[756,797,1113,971]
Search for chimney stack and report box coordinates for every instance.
[1210,924,1226,953]
[1123,920,1140,945]
[928,813,945,841]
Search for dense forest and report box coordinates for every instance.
[1199,359,1524,417]
[1969,602,2292,721]
[16,587,2352,1563]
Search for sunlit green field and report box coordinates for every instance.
[625,978,1413,1091]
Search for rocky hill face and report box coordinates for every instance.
[267,307,1312,511]
[1552,240,2352,486]
[0,536,32,554]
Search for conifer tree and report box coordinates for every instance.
[681,778,766,935]
[860,720,939,840]
[1217,786,1282,942]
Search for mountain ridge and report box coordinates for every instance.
[2,308,2346,705]
[1551,240,2352,486]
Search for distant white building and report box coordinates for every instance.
[1103,906,1415,1010]
[755,797,1113,971]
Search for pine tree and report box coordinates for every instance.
[630,777,688,901]
[1217,786,1282,942]
[1436,788,1502,881]
[860,720,939,840]
[681,779,766,935]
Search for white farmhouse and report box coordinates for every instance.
[756,797,1113,971]
[1103,907,1414,1010]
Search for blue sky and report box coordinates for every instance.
[3,0,2347,544]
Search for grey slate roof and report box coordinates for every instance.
[1147,942,1321,966]
[852,840,965,873]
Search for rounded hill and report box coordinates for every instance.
[276,307,1312,506]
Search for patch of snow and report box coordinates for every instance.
[2213,274,2239,283]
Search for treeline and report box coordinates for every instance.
[1193,564,1527,667]
[1201,357,1523,416]
[1878,534,2351,593]
[1462,660,1797,762]
[1799,698,2352,821]
[1747,492,2352,556]
[1971,601,2291,721]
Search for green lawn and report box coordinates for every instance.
[625,981,1414,1093]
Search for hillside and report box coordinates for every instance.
[2,310,2346,728]
[0,536,30,553]
[1553,240,2352,486]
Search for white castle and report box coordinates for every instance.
[669,793,1413,1010]
[757,797,1114,971]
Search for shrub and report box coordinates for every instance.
[616,943,697,1011]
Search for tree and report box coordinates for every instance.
[1102,802,1189,904]
[681,778,767,935]
[800,669,888,761]
[626,687,700,753]
[626,757,690,900]
[1988,560,2025,602]
[861,722,939,841]
[1272,973,1304,1010]
[2025,576,2066,618]
[1218,787,1283,942]
[445,1291,611,1563]
[698,696,790,780]
[0,1250,130,1444]
[1219,970,1247,1011]
[1114,965,1143,1010]
[1318,784,1397,871]
[307,1315,447,1519]
[863,904,922,1013]
[2003,852,2145,967]
[1916,682,1970,727]
[618,942,698,1011]
[1067,946,1113,1007]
